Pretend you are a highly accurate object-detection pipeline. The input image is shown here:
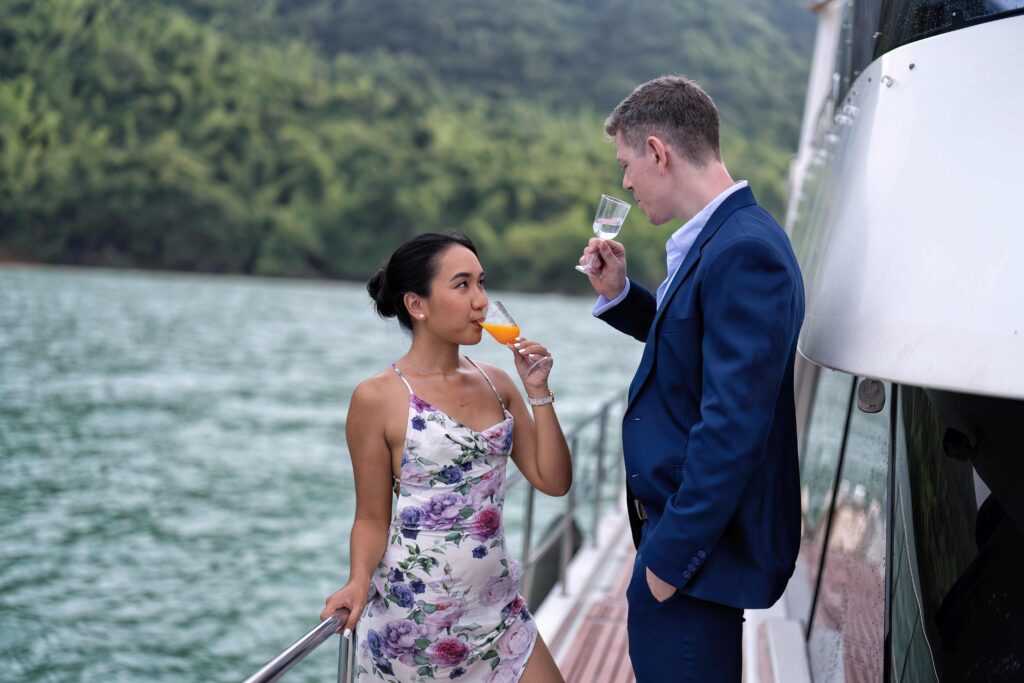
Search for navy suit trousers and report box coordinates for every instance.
[626,554,743,683]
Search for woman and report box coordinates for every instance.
[321,232,571,682]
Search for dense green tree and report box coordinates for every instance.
[0,0,813,292]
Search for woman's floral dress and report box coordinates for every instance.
[355,359,537,682]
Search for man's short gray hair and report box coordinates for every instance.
[604,75,721,167]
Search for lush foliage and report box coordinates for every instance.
[0,0,813,291]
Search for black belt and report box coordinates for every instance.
[633,498,648,521]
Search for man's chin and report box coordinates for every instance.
[640,206,665,225]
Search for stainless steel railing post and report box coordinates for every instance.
[337,633,349,683]
[560,435,578,597]
[338,626,359,683]
[521,485,536,606]
[591,404,608,546]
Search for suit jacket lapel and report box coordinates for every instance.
[626,187,757,409]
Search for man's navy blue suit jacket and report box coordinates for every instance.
[600,186,805,609]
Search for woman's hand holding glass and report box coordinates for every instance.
[480,301,552,389]
[508,335,552,391]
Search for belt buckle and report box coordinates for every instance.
[633,498,647,521]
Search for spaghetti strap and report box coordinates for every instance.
[465,357,507,412]
[390,363,414,395]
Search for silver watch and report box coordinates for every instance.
[527,390,555,406]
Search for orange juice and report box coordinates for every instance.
[480,322,520,345]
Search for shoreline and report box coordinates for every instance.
[0,260,598,297]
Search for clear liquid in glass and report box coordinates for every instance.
[593,217,623,240]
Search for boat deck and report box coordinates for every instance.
[534,502,782,683]
[559,543,636,682]
[532,507,637,682]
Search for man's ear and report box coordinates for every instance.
[646,135,670,172]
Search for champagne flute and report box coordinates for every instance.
[480,301,549,374]
[575,194,630,275]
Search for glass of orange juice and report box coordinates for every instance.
[481,301,548,374]
[480,301,521,344]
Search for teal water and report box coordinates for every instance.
[0,266,641,682]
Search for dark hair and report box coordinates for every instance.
[604,75,721,167]
[367,231,479,332]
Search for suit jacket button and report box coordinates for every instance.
[697,550,706,559]
[683,571,692,579]
[687,563,696,572]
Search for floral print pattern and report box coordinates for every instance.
[356,366,536,682]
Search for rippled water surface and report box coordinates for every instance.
[0,266,641,682]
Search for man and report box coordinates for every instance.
[582,76,805,682]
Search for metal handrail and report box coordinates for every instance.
[241,390,626,683]
[242,608,350,683]
[524,514,574,564]
[512,393,624,604]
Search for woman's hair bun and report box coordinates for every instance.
[366,265,396,318]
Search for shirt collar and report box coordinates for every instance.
[667,180,749,255]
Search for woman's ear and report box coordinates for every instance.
[404,292,425,321]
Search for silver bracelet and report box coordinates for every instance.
[527,390,555,406]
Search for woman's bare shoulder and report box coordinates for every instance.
[350,368,406,413]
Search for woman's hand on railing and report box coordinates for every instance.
[320,582,366,637]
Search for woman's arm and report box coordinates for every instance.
[321,379,395,634]
[492,341,572,497]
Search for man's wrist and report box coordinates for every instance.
[593,278,631,317]
[603,281,626,300]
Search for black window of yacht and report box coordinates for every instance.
[851,0,883,84]
[890,386,1024,681]
[875,0,1024,58]
[788,368,857,630]
[807,379,891,682]
[834,1,856,104]
[834,0,886,99]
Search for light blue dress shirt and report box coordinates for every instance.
[592,181,748,316]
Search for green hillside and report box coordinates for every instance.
[0,0,814,292]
